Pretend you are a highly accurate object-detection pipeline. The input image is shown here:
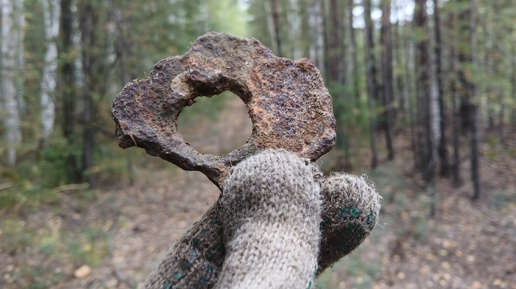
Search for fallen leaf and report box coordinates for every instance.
[397,271,405,280]
[74,265,91,279]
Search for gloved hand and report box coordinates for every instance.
[143,149,381,289]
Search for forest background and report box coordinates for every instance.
[1,0,515,288]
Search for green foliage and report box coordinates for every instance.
[489,189,515,209]
[412,212,430,241]
[0,0,255,214]
[0,217,110,287]
[0,0,250,201]
[21,265,65,289]
[331,84,366,127]
[0,136,87,212]
[110,0,248,80]
[0,219,36,254]
[329,82,371,152]
[412,26,427,44]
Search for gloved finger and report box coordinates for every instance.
[318,173,382,273]
[214,150,321,289]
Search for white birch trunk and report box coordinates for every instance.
[14,0,25,113]
[40,0,60,144]
[308,0,324,73]
[286,0,302,59]
[430,58,440,165]
[430,22,441,154]
[263,1,278,53]
[1,0,23,166]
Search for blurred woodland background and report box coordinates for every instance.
[1,0,515,288]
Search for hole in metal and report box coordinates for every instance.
[178,91,252,156]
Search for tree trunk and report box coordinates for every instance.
[77,0,111,187]
[0,0,23,166]
[381,0,395,160]
[40,0,60,147]
[265,0,283,57]
[457,0,481,199]
[347,0,360,100]
[433,0,450,177]
[321,0,329,81]
[112,0,136,185]
[59,0,80,182]
[364,0,378,169]
[14,0,25,115]
[393,19,405,117]
[327,0,343,84]
[308,0,324,75]
[79,1,97,187]
[497,90,504,144]
[471,100,481,200]
[492,0,504,143]
[469,0,481,200]
[286,0,302,59]
[406,27,415,126]
[452,82,462,187]
[456,0,476,133]
[448,11,462,187]
[512,42,516,126]
[263,1,278,56]
[414,0,435,184]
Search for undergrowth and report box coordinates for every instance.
[0,93,231,288]
[315,160,434,289]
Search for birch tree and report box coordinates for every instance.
[0,0,23,166]
[286,0,302,59]
[308,0,325,76]
[14,0,25,114]
[433,0,450,176]
[40,0,60,146]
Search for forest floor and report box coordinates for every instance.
[1,96,515,289]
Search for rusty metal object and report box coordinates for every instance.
[112,32,336,189]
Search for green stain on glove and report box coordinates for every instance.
[341,206,360,218]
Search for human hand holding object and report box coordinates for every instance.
[112,32,381,289]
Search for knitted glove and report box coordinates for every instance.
[215,150,321,289]
[143,149,381,289]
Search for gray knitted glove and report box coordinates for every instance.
[215,150,321,289]
[143,149,381,289]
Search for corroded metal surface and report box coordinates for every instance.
[112,32,336,189]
